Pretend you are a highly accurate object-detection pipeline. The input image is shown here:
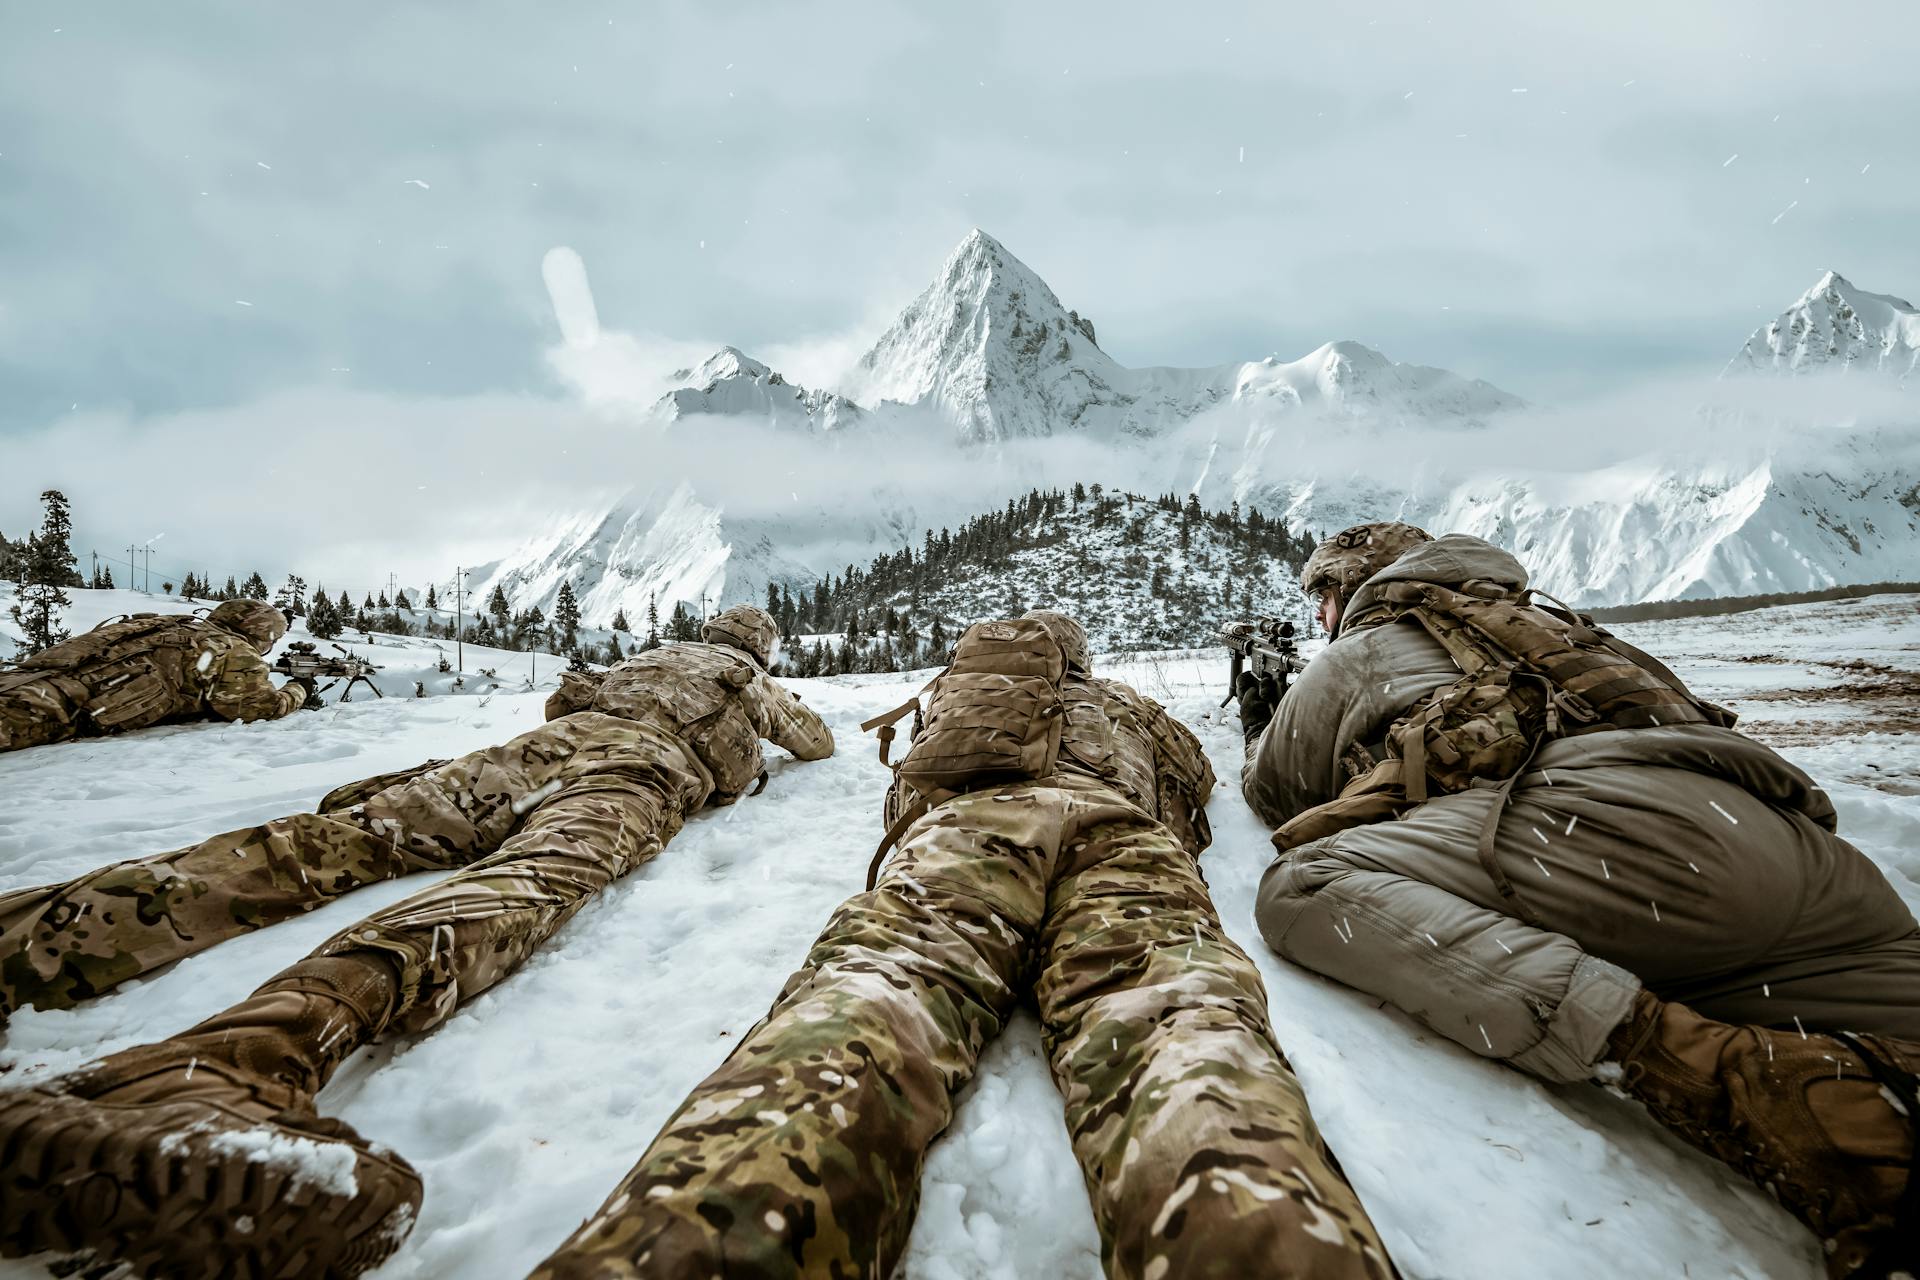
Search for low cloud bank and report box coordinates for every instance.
[2,248,1909,601]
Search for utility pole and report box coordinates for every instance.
[90,550,98,588]
[125,544,138,594]
[454,567,469,674]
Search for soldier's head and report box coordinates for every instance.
[701,604,779,668]
[208,599,289,652]
[1300,521,1434,637]
[1022,608,1090,673]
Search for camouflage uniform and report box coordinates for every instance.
[0,608,837,1278]
[1247,528,1919,1278]
[535,610,1395,1280]
[0,629,832,1029]
[0,598,305,753]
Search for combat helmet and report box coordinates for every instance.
[701,604,779,668]
[1023,608,1090,673]
[208,599,289,652]
[1300,521,1434,620]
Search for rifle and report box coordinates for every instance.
[1217,617,1306,707]
[273,640,384,706]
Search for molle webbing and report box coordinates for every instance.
[16,616,188,674]
[862,617,1069,888]
[1380,582,1717,732]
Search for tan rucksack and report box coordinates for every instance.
[7,614,197,733]
[860,617,1068,887]
[1275,579,1737,925]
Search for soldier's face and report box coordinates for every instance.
[1315,590,1341,636]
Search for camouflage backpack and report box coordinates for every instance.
[1276,578,1736,924]
[2,614,198,733]
[860,616,1068,887]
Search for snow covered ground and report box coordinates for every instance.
[2,590,1915,1279]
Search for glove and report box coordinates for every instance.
[290,675,320,709]
[1235,671,1282,743]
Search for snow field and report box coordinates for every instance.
[2,595,1915,1278]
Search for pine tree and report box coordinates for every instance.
[554,580,581,651]
[489,585,511,630]
[611,606,629,633]
[307,592,343,639]
[646,594,660,647]
[241,572,269,600]
[9,490,78,655]
[276,574,309,617]
[426,583,438,610]
[376,590,390,609]
[395,588,411,611]
[100,564,115,590]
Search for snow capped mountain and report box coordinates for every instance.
[844,229,1521,443]
[1427,442,1918,604]
[1230,340,1524,421]
[461,484,817,635]
[1730,271,1920,381]
[1216,270,1920,605]
[485,238,1916,625]
[657,347,865,432]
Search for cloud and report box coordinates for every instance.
[4,0,1919,427]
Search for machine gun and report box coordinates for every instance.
[1217,617,1307,707]
[273,641,384,705]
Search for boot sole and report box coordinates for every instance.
[0,1085,422,1279]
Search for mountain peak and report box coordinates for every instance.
[658,347,863,432]
[1732,271,1920,380]
[681,346,771,387]
[846,230,1117,441]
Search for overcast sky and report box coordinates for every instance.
[1,1,1915,584]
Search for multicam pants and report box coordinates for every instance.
[535,773,1395,1280]
[0,712,713,1034]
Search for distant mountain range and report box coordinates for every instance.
[456,233,1918,625]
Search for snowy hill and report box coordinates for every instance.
[760,487,1312,677]
[5,592,1914,1279]
[842,229,1522,443]
[458,483,921,636]
[1729,270,1920,381]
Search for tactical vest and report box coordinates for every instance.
[590,644,767,802]
[1275,579,1736,924]
[861,617,1069,886]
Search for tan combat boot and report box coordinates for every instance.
[0,955,421,1278]
[1606,991,1917,1278]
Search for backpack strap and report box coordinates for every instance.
[1527,589,1737,729]
[860,696,923,767]
[866,793,933,890]
[1471,770,1545,929]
